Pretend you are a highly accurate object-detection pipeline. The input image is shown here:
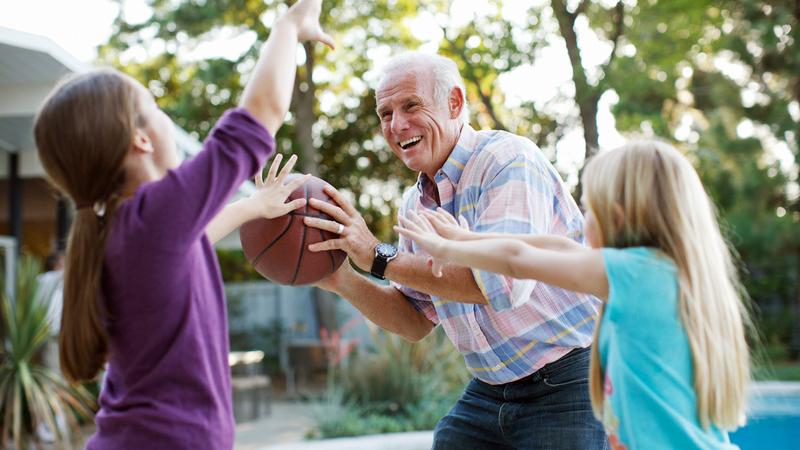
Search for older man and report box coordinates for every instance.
[305,52,606,449]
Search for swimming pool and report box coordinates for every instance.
[730,382,800,449]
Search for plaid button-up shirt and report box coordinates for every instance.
[393,124,600,384]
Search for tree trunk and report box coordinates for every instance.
[551,0,600,160]
[291,42,339,333]
[293,42,319,176]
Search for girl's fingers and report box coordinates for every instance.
[409,211,432,231]
[286,173,311,192]
[458,215,470,230]
[266,154,283,182]
[284,198,307,212]
[432,260,444,278]
[394,225,422,243]
[398,215,423,233]
[315,31,336,50]
[276,154,298,183]
[436,207,457,224]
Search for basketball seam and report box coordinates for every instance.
[289,184,310,285]
[250,218,293,267]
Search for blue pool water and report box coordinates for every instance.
[730,383,800,450]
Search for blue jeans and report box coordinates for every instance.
[433,347,608,450]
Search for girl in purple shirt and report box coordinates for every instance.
[33,1,333,448]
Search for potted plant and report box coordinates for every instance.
[0,256,96,448]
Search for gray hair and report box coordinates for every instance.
[379,52,470,124]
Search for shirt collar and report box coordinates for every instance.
[415,123,478,194]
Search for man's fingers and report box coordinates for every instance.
[309,198,350,224]
[308,238,346,252]
[322,185,358,217]
[304,216,344,234]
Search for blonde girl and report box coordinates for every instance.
[396,140,750,449]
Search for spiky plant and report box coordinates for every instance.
[0,256,96,448]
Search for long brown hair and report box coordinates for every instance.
[34,70,141,383]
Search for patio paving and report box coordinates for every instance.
[256,431,434,450]
[234,401,317,450]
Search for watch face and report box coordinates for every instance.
[376,243,398,258]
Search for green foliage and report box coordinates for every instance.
[311,327,469,438]
[99,0,424,243]
[216,248,262,282]
[99,0,800,366]
[0,257,96,448]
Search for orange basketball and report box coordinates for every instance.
[239,175,347,285]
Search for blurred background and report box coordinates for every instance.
[0,0,798,448]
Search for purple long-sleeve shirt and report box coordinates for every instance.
[87,108,274,449]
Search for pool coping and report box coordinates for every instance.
[751,381,800,396]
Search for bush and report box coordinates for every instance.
[311,327,469,438]
[0,257,96,447]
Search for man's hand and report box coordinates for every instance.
[303,185,380,271]
[313,257,356,293]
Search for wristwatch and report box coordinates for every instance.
[370,242,398,280]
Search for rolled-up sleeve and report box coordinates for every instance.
[469,153,556,311]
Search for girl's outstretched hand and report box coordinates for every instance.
[249,154,311,219]
[285,0,336,49]
[395,211,451,277]
[423,208,472,240]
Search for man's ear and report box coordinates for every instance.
[448,87,464,120]
[131,129,155,155]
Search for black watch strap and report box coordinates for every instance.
[370,257,390,280]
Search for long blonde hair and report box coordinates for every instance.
[583,140,750,430]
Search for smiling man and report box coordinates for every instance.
[304,52,607,449]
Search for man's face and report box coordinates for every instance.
[375,70,459,178]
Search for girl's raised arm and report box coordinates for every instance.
[240,0,334,134]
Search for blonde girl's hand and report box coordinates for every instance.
[284,0,336,49]
[395,211,449,277]
[422,207,472,240]
[249,154,311,219]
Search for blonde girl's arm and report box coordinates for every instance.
[422,208,585,251]
[396,212,608,299]
[240,0,334,134]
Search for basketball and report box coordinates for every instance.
[239,174,347,285]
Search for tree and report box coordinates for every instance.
[611,0,800,355]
